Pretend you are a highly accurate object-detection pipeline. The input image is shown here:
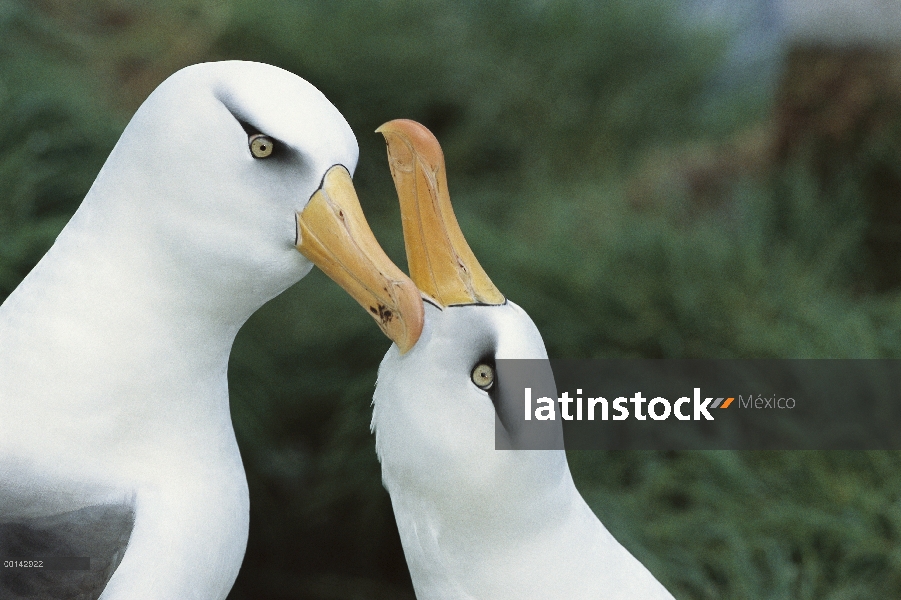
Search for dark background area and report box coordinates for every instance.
[1,1,901,598]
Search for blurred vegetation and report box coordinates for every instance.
[2,1,901,599]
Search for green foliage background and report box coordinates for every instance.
[2,1,901,598]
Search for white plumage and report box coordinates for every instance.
[0,61,371,599]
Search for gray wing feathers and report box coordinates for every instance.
[0,503,136,600]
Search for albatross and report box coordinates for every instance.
[371,120,675,599]
[0,62,422,599]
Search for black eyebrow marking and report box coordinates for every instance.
[216,96,272,141]
[236,118,259,136]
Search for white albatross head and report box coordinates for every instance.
[56,61,422,345]
[373,300,569,514]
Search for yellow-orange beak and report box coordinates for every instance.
[377,119,505,307]
[296,165,424,353]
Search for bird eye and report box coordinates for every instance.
[249,134,274,158]
[471,363,495,390]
